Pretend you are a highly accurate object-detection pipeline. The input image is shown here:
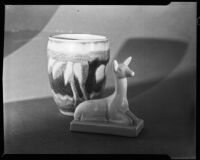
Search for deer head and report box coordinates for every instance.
[113,57,135,78]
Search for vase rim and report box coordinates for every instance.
[49,33,108,42]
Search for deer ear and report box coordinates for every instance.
[113,60,119,71]
[124,56,132,66]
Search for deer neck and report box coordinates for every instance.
[114,76,127,101]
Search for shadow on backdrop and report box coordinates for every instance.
[4,6,59,57]
[106,38,188,98]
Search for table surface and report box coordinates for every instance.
[4,71,195,158]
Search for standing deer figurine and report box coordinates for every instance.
[70,57,144,137]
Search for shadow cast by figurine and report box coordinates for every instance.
[105,37,188,98]
[102,78,161,99]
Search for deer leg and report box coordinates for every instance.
[109,115,132,126]
[125,110,140,125]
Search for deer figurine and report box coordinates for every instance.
[73,57,141,127]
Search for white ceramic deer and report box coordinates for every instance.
[74,57,140,126]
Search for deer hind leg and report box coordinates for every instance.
[76,100,108,122]
[109,113,133,126]
[81,114,108,122]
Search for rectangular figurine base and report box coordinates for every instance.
[70,119,144,137]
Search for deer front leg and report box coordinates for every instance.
[125,110,140,125]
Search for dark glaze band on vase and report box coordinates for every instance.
[47,34,110,116]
